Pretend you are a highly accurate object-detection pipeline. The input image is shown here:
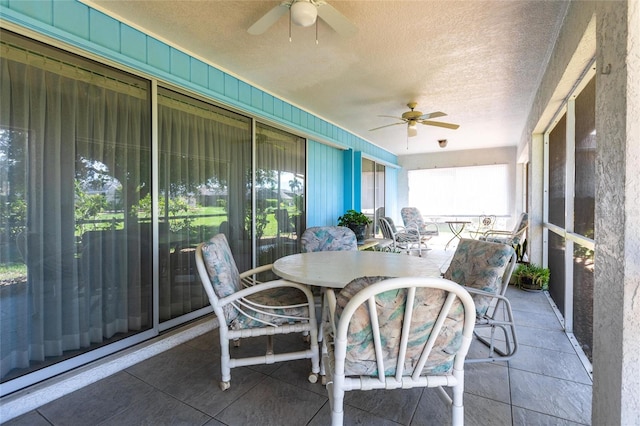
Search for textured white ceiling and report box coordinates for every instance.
[85,0,569,156]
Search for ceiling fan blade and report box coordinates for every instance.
[316,3,357,37]
[248,4,290,35]
[417,111,447,120]
[378,115,405,120]
[419,120,460,130]
[369,122,405,131]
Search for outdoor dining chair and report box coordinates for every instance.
[300,226,358,252]
[378,216,427,256]
[400,207,439,244]
[443,238,519,362]
[195,234,320,390]
[322,275,476,426]
[479,212,529,246]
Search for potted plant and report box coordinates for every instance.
[337,209,372,244]
[512,263,550,291]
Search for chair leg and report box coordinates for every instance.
[329,383,345,426]
[220,335,232,390]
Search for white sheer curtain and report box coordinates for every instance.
[0,33,151,380]
[157,88,251,320]
[255,124,305,266]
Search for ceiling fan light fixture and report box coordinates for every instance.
[291,1,318,27]
[407,122,418,138]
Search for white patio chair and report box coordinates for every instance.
[466,214,496,239]
[195,234,320,390]
[443,238,519,362]
[400,207,440,243]
[378,216,427,256]
[322,276,476,426]
[479,212,528,246]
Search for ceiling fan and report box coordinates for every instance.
[369,102,460,138]
[248,0,357,37]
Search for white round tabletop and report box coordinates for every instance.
[273,251,443,288]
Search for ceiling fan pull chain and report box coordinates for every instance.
[289,9,293,42]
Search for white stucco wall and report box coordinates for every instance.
[519,0,639,423]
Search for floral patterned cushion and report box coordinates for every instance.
[301,226,358,252]
[400,207,438,236]
[443,238,514,316]
[229,283,309,330]
[333,276,465,377]
[200,234,242,322]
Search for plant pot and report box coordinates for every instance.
[348,224,367,244]
[517,277,542,291]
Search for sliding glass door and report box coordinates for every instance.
[0,29,307,394]
[1,31,152,385]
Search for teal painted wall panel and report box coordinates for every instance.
[120,25,146,62]
[190,58,208,88]
[10,0,52,24]
[170,48,190,81]
[147,38,170,73]
[353,151,363,211]
[223,74,238,100]
[282,103,292,122]
[273,98,283,119]
[89,9,119,52]
[208,67,225,94]
[54,1,87,40]
[307,141,344,227]
[262,93,273,115]
[238,81,251,105]
[250,87,262,109]
[291,107,301,126]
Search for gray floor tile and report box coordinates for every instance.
[98,389,212,426]
[412,387,452,425]
[163,363,269,417]
[464,362,511,404]
[512,406,589,425]
[343,387,423,425]
[513,308,564,331]
[515,325,577,353]
[36,371,155,426]
[463,392,512,426]
[309,401,401,426]
[126,343,213,391]
[510,369,592,424]
[215,376,326,426]
[2,410,51,426]
[509,344,592,384]
[269,358,327,396]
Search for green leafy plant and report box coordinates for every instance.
[337,209,372,226]
[512,263,550,291]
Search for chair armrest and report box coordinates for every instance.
[481,229,513,238]
[240,264,275,286]
[218,279,315,307]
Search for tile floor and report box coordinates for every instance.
[4,247,593,426]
